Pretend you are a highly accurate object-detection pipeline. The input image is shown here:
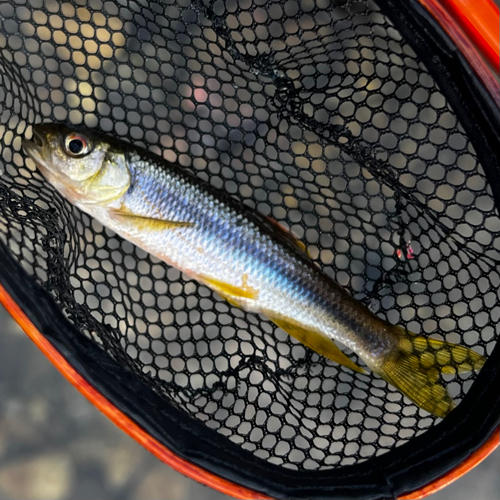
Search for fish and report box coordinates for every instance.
[22,123,486,418]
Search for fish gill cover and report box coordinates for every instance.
[0,0,498,475]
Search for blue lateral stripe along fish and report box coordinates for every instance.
[23,124,486,418]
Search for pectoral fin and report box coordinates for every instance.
[269,315,364,373]
[197,274,259,304]
[110,209,195,230]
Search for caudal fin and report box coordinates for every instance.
[378,327,486,418]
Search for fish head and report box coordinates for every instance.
[22,124,131,206]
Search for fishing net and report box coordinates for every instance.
[0,0,499,498]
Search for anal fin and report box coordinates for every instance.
[269,315,364,373]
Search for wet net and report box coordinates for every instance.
[0,0,499,483]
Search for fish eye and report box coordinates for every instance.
[64,134,92,157]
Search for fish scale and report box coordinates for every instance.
[125,150,360,344]
[22,123,487,418]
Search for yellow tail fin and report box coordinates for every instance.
[379,328,486,418]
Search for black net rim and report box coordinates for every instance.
[1,0,500,499]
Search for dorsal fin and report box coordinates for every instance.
[263,216,311,258]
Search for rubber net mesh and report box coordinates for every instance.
[0,0,498,471]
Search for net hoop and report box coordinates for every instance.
[0,0,499,498]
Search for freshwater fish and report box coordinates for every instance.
[23,123,486,418]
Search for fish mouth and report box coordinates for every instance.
[23,127,44,150]
[22,127,52,174]
[31,127,45,148]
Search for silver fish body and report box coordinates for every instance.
[110,150,391,361]
[22,124,486,417]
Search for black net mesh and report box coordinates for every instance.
[0,0,498,473]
